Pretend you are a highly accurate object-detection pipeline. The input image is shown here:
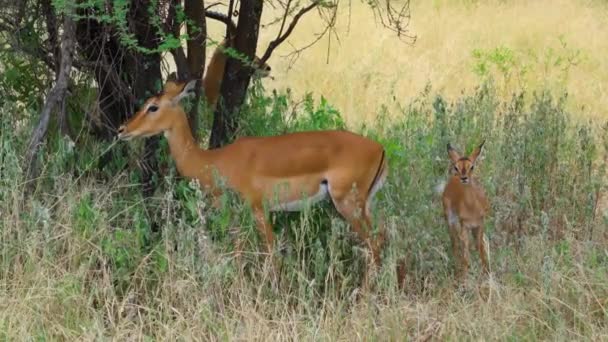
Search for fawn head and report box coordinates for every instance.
[117,80,197,140]
[447,140,485,184]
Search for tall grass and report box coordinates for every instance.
[203,0,608,124]
[1,80,607,339]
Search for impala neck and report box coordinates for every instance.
[165,111,211,178]
[203,46,227,102]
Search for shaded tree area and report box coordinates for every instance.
[0,0,414,193]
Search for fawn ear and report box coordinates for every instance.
[447,143,461,163]
[470,140,485,163]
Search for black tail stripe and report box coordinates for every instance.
[367,149,385,196]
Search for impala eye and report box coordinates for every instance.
[453,166,459,172]
[470,165,475,171]
[148,105,159,113]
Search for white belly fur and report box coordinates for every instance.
[270,183,329,212]
[448,210,459,226]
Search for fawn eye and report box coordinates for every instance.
[148,105,159,113]
[470,165,475,171]
[453,166,459,172]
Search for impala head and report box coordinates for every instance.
[216,39,272,79]
[252,56,272,78]
[447,140,485,184]
[117,80,197,140]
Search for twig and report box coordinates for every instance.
[204,2,224,12]
[276,0,292,42]
[259,1,320,65]
[282,19,333,69]
[369,0,416,43]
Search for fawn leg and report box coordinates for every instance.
[472,225,490,275]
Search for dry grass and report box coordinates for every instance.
[1,194,606,340]
[2,1,608,340]
[204,0,608,124]
[2,78,607,339]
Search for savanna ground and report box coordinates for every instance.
[1,0,608,340]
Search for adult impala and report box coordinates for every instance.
[203,11,271,110]
[203,39,271,110]
[118,80,389,267]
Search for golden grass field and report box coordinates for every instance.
[202,0,608,124]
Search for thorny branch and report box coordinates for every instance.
[259,0,321,65]
[369,0,416,43]
[280,2,338,69]
[259,0,415,69]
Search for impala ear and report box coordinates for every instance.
[173,79,198,103]
[163,80,182,97]
[470,139,485,163]
[447,143,461,163]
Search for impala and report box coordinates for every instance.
[117,80,388,267]
[441,141,490,278]
[203,39,272,111]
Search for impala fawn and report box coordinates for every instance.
[441,141,490,278]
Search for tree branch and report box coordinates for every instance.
[205,10,237,34]
[226,0,235,41]
[369,0,416,43]
[24,11,75,189]
[0,19,56,71]
[259,1,320,65]
[185,0,206,77]
[166,0,188,78]
[184,0,207,140]
[41,0,60,74]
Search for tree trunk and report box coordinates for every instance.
[167,0,189,79]
[209,0,264,148]
[58,96,72,138]
[75,15,133,141]
[75,0,163,196]
[185,0,206,141]
[127,0,163,198]
[42,0,72,139]
[24,12,75,190]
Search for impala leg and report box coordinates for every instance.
[332,198,383,268]
[458,222,470,278]
[252,207,274,255]
[334,201,377,290]
[362,212,385,268]
[472,225,490,275]
[252,206,281,284]
[447,222,462,276]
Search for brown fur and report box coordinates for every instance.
[118,80,388,270]
[202,39,271,110]
[441,141,490,278]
